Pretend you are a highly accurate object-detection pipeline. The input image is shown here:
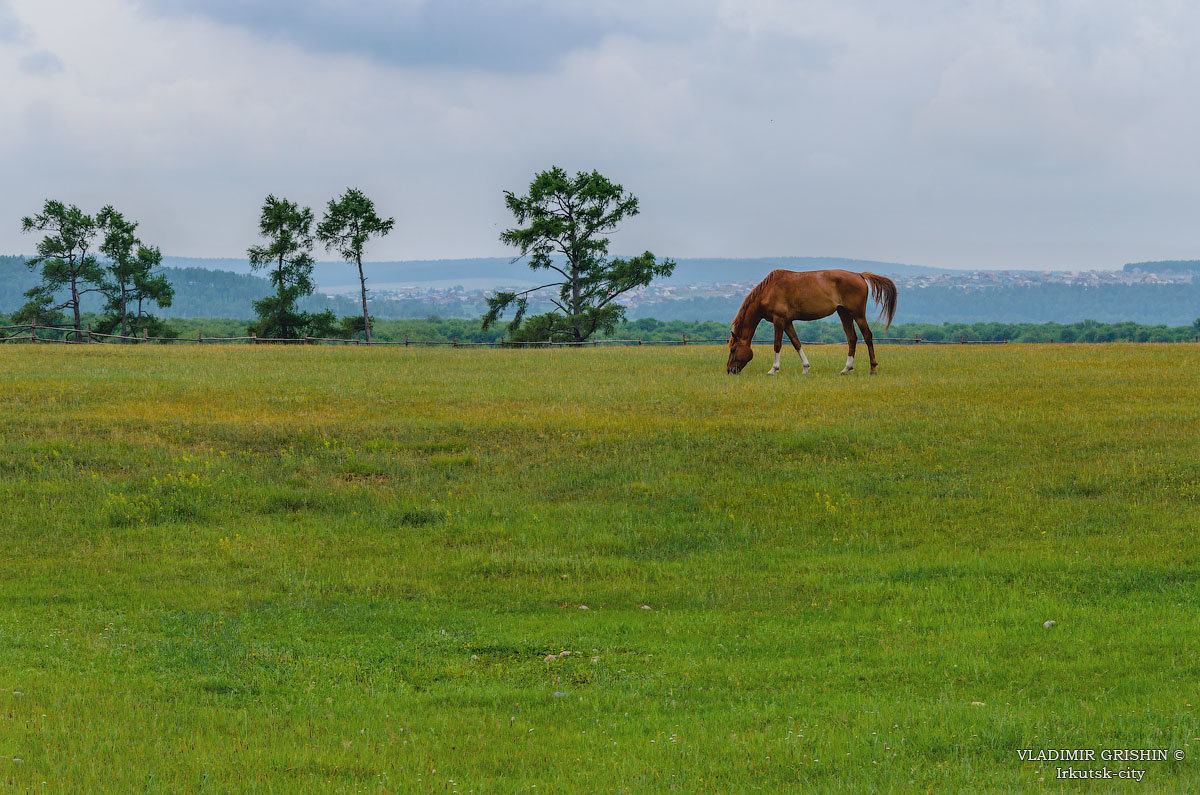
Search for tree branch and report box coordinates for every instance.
[509,281,565,298]
[593,285,634,311]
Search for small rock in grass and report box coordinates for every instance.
[578,605,590,610]
[559,650,571,656]
[591,656,600,663]
[1043,620,1057,629]
[544,654,558,662]
[971,701,986,707]
[641,605,652,610]
[553,692,567,698]
[470,654,479,660]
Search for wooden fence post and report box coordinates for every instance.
[404,335,409,347]
[143,328,149,343]
[86,324,92,344]
[914,332,920,344]
[682,334,688,346]
[251,333,257,345]
[638,337,642,346]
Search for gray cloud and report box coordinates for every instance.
[18,49,62,75]
[141,0,705,72]
[0,1,27,43]
[3,0,1200,270]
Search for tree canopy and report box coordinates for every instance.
[96,206,174,337]
[19,200,105,335]
[316,188,394,342]
[247,195,317,339]
[483,167,675,342]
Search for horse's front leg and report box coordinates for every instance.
[784,322,810,374]
[768,321,784,374]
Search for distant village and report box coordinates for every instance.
[347,263,1198,312]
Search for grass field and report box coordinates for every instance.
[1,343,1198,791]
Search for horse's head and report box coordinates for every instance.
[727,332,753,374]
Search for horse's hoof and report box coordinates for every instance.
[767,369,778,375]
[839,368,852,375]
[802,367,810,375]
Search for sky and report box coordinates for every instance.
[2,0,1199,270]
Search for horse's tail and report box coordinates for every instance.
[860,272,897,329]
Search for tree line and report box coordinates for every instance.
[15,202,174,337]
[15,166,676,343]
[11,168,1200,340]
[5,313,1197,344]
[14,188,396,342]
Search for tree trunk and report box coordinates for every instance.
[120,281,129,339]
[569,257,583,343]
[563,197,583,343]
[70,273,82,340]
[276,254,286,338]
[357,254,370,343]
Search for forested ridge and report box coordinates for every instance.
[4,254,1198,325]
[648,283,1200,325]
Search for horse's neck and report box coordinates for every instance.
[733,307,761,341]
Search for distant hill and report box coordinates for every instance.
[1123,260,1200,273]
[159,255,945,292]
[638,283,1200,325]
[0,255,30,310]
[663,256,944,283]
[6,254,1198,325]
[0,256,487,320]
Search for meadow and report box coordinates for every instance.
[1,343,1198,791]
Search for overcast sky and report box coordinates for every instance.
[2,0,1199,269]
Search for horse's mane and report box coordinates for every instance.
[731,270,780,336]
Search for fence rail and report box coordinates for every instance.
[0,323,1024,347]
[4,323,1196,347]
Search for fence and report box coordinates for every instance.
[0,323,1023,347]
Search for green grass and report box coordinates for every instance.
[1,343,1198,791]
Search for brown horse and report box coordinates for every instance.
[726,269,897,375]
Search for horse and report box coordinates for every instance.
[726,269,897,375]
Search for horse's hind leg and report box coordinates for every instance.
[768,321,783,374]
[784,321,810,373]
[853,314,879,374]
[836,308,857,374]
